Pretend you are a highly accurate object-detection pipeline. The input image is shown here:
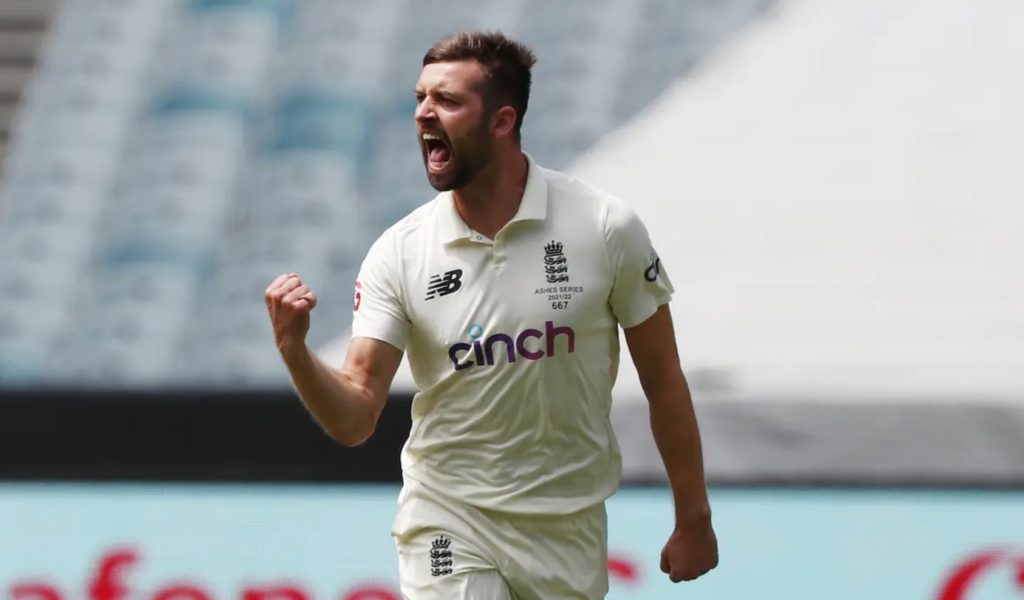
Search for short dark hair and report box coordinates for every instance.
[423,31,538,138]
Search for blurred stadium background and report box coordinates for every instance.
[0,0,1022,598]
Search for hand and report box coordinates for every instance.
[661,518,718,583]
[264,273,319,360]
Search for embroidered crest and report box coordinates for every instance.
[430,535,453,577]
[544,241,569,284]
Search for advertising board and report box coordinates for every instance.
[1,485,1021,599]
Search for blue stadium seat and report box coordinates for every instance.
[119,133,243,195]
[131,111,247,151]
[89,106,246,274]
[204,260,327,308]
[150,88,252,117]
[44,265,198,385]
[0,223,96,268]
[55,0,176,46]
[186,296,270,344]
[270,90,373,163]
[48,332,182,387]
[189,0,291,22]
[101,190,229,264]
[179,338,288,387]
[242,149,358,204]
[0,185,106,230]
[0,262,81,307]
[155,7,282,106]
[215,230,334,269]
[64,303,188,347]
[0,299,68,385]
[13,107,134,149]
[39,33,153,80]
[84,264,199,310]
[4,142,119,192]
[277,39,389,98]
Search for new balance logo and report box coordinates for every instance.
[425,269,463,300]
[430,535,453,577]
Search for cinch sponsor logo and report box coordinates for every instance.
[447,321,576,371]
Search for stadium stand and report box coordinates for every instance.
[0,0,58,165]
[0,0,772,387]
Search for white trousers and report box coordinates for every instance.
[392,478,609,599]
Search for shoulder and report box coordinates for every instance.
[540,167,641,236]
[381,196,440,239]
[368,194,443,252]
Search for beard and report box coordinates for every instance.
[421,117,493,191]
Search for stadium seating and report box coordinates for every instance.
[0,0,773,387]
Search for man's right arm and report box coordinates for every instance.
[266,273,403,446]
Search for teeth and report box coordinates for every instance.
[423,133,441,141]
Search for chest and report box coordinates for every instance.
[403,222,612,351]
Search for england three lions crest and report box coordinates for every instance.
[544,240,569,283]
[430,535,453,577]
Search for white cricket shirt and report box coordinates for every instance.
[352,155,673,515]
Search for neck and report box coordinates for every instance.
[452,149,528,239]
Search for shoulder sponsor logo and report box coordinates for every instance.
[430,535,453,577]
[644,253,662,283]
[352,281,362,311]
[425,269,463,300]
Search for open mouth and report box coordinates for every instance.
[422,133,453,174]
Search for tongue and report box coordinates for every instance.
[430,146,451,164]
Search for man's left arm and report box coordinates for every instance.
[624,303,719,583]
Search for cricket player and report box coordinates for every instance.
[265,31,718,599]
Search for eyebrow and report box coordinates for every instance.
[414,86,463,100]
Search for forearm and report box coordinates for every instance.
[624,306,719,580]
[282,345,378,446]
[648,377,711,527]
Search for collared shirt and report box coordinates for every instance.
[352,155,673,515]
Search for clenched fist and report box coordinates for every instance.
[265,273,319,360]
[661,518,719,583]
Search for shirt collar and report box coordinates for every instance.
[513,152,549,223]
[437,152,548,244]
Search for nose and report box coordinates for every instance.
[415,97,435,123]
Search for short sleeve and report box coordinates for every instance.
[351,232,410,350]
[605,200,675,328]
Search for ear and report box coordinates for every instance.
[490,105,518,139]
